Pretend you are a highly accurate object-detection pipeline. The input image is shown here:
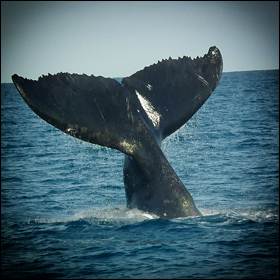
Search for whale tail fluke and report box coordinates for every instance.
[12,46,223,218]
[12,46,222,151]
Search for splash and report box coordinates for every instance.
[26,207,159,226]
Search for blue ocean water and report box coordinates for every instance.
[1,70,279,279]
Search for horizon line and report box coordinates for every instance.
[1,68,279,84]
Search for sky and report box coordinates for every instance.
[1,1,279,83]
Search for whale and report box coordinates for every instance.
[12,46,223,219]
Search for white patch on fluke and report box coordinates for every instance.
[119,139,136,154]
[195,74,209,87]
[146,84,153,91]
[135,90,161,127]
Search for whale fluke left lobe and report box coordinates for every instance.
[12,73,151,156]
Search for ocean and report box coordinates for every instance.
[1,70,279,279]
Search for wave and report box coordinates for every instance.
[200,208,278,222]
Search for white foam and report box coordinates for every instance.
[26,207,159,225]
[142,213,156,219]
[199,208,278,223]
[135,90,161,127]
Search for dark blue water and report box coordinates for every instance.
[1,70,279,279]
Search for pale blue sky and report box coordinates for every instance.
[1,1,279,82]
